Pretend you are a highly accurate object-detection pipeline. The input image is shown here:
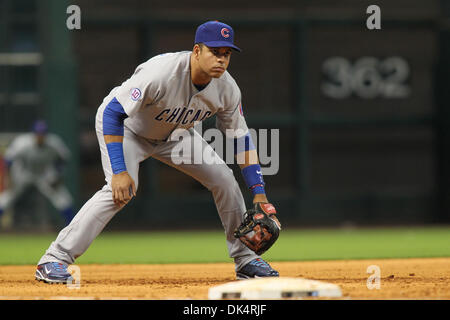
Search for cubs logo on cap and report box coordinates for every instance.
[221,28,230,38]
[194,21,241,52]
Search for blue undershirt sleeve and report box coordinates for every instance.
[103,97,128,136]
[233,132,256,155]
[103,98,128,174]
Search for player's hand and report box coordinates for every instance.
[111,171,136,206]
[252,195,281,229]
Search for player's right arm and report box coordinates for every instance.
[104,59,164,205]
[103,98,136,206]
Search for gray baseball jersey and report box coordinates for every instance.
[103,51,249,141]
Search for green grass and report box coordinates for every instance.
[0,227,449,265]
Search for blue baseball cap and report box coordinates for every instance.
[32,120,48,134]
[194,21,241,52]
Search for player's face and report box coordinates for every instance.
[198,45,232,78]
[35,133,46,146]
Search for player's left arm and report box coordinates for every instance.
[235,134,281,228]
[216,89,280,227]
[235,145,265,203]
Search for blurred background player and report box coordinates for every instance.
[0,120,75,227]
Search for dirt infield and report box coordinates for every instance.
[0,258,448,300]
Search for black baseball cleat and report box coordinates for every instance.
[236,258,279,280]
[35,262,73,284]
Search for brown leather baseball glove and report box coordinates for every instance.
[234,202,281,255]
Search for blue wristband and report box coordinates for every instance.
[106,142,127,174]
[241,164,266,195]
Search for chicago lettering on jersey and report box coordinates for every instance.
[155,107,212,124]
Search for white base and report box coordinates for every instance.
[208,277,342,299]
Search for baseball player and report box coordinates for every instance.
[0,120,75,227]
[35,21,281,283]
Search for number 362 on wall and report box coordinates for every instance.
[321,56,411,99]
